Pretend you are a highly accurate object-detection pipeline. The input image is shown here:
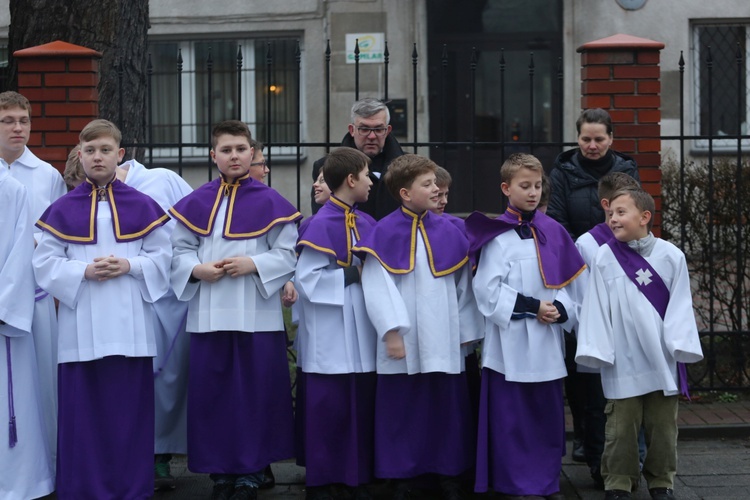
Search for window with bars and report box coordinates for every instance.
[693,24,749,150]
[147,37,301,159]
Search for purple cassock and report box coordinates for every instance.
[169,172,301,475]
[354,207,475,480]
[466,205,586,289]
[294,196,378,487]
[36,177,169,243]
[36,177,168,499]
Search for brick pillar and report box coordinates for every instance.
[578,34,664,234]
[14,40,102,174]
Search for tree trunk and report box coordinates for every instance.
[9,0,149,159]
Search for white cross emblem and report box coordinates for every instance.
[636,268,653,286]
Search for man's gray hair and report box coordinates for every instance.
[350,97,390,124]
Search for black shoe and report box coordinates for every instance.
[393,481,418,500]
[605,490,632,500]
[259,464,275,490]
[355,485,374,500]
[154,459,176,491]
[306,485,335,500]
[590,466,604,490]
[572,439,586,462]
[229,485,258,500]
[439,476,464,500]
[211,482,236,500]
[649,488,675,500]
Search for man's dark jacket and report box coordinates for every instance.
[311,133,404,220]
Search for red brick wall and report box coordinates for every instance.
[578,34,664,234]
[14,41,102,173]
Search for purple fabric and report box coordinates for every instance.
[295,371,376,486]
[187,331,295,473]
[169,173,301,240]
[36,178,168,245]
[374,373,475,479]
[443,213,467,234]
[466,206,586,288]
[297,215,314,241]
[678,363,691,400]
[56,356,154,500]
[474,369,564,496]
[606,239,670,320]
[296,196,376,267]
[353,207,469,277]
[589,222,614,246]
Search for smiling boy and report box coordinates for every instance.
[467,153,585,499]
[576,188,703,500]
[353,154,483,499]
[170,120,301,500]
[33,119,172,499]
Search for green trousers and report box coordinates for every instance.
[601,392,678,492]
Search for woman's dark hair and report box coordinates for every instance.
[576,108,613,135]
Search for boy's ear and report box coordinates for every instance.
[601,198,610,211]
[117,147,125,163]
[399,186,410,202]
[346,173,356,188]
[500,181,511,197]
[209,149,216,163]
[640,210,652,227]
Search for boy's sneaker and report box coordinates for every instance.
[604,490,632,499]
[211,482,235,500]
[649,488,675,500]
[229,485,258,500]
[154,460,176,490]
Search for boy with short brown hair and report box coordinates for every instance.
[170,120,301,500]
[576,188,703,500]
[354,154,483,499]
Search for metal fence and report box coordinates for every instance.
[108,38,749,391]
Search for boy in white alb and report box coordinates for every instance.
[576,189,703,500]
[0,165,55,500]
[33,119,172,499]
[0,91,66,457]
[573,172,640,489]
[170,120,300,500]
[467,153,585,499]
[353,154,483,499]
[295,147,377,499]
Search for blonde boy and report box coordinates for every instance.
[33,119,172,498]
[467,153,585,498]
[576,189,703,500]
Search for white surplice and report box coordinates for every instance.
[32,201,171,363]
[360,233,483,375]
[296,236,376,374]
[472,230,579,383]
[122,159,193,454]
[0,169,55,499]
[171,198,298,333]
[575,239,704,399]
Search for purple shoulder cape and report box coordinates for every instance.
[296,196,376,267]
[169,172,302,239]
[36,178,169,244]
[442,213,467,235]
[465,205,586,289]
[588,222,614,246]
[352,206,469,277]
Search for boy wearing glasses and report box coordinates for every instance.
[311,97,404,220]
[0,91,66,462]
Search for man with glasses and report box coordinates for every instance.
[0,91,66,472]
[312,97,404,219]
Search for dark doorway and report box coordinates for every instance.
[427,0,564,214]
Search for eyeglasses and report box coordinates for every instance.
[0,118,31,127]
[250,160,268,168]
[355,126,388,137]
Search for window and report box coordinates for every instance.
[693,24,749,151]
[147,37,301,160]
